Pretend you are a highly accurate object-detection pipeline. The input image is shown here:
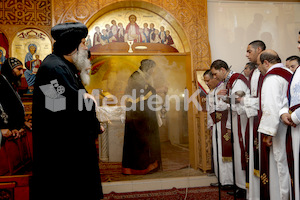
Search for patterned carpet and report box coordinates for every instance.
[103,186,234,199]
[99,141,194,182]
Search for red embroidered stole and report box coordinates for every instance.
[227,73,249,165]
[210,110,232,161]
[258,67,292,200]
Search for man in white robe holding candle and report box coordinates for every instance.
[204,70,234,188]
[211,59,250,198]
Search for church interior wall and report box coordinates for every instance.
[207,0,300,73]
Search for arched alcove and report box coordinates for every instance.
[85,2,193,173]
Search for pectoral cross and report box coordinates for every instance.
[1,110,8,124]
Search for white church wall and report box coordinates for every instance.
[207,0,300,72]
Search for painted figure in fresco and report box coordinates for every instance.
[125,14,141,42]
[101,29,110,44]
[142,23,150,43]
[122,59,165,175]
[111,20,118,41]
[86,35,92,49]
[117,23,125,42]
[105,24,117,43]
[25,43,37,69]
[140,28,147,43]
[0,49,6,71]
[24,43,38,91]
[149,23,156,42]
[159,26,166,44]
[93,26,102,46]
[165,30,174,46]
[31,54,41,75]
[150,29,161,43]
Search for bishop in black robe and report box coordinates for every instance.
[32,22,103,200]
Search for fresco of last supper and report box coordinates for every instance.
[87,7,186,53]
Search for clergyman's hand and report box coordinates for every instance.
[1,129,12,138]
[11,129,20,139]
[281,113,296,127]
[217,89,227,96]
[263,135,273,147]
[24,121,32,130]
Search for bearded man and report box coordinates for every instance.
[0,57,28,146]
[32,22,103,200]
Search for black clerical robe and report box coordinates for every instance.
[122,70,161,175]
[32,53,103,200]
[0,74,25,144]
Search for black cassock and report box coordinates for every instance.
[0,74,24,144]
[32,53,103,200]
[122,70,161,175]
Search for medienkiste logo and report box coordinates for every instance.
[39,79,66,112]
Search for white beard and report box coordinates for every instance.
[72,48,91,86]
[80,70,90,86]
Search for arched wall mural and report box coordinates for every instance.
[52,0,211,169]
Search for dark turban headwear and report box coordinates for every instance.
[1,57,23,83]
[51,22,88,56]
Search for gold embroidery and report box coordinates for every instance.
[254,138,259,150]
[216,112,222,121]
[261,173,269,185]
[254,169,260,177]
[222,157,232,162]
[126,91,153,103]
[245,152,249,163]
[289,109,293,114]
[223,132,231,141]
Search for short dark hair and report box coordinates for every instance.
[140,59,156,72]
[246,62,256,70]
[249,40,266,51]
[210,59,229,71]
[203,69,213,78]
[286,55,300,65]
[260,51,281,64]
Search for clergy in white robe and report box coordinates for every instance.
[211,59,250,193]
[241,67,262,200]
[279,66,300,200]
[257,50,292,200]
[243,40,266,200]
[205,71,233,186]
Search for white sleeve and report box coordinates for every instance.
[258,76,287,136]
[243,96,259,118]
[279,96,289,118]
[291,111,300,125]
[206,95,213,129]
[230,79,250,115]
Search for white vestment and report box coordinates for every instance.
[258,64,291,200]
[206,82,233,185]
[224,72,250,189]
[243,68,261,200]
[279,66,300,200]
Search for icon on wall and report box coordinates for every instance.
[0,32,9,72]
[11,29,52,94]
